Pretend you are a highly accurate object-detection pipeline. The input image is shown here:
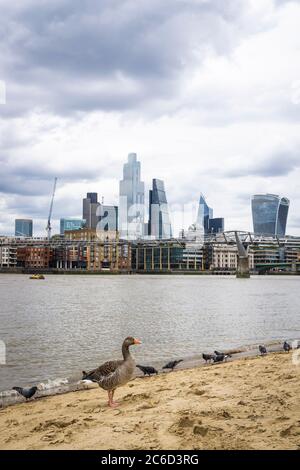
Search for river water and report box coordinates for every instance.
[0,274,299,392]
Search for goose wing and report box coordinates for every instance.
[83,360,123,384]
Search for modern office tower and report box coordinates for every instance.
[86,192,98,204]
[83,193,99,229]
[15,219,33,237]
[208,217,224,234]
[82,193,118,231]
[148,179,172,239]
[119,153,145,239]
[97,205,118,232]
[60,218,84,235]
[196,194,213,234]
[196,194,224,236]
[251,194,290,237]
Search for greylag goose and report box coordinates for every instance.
[162,359,183,371]
[13,386,38,400]
[82,336,141,407]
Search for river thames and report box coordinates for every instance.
[0,274,299,391]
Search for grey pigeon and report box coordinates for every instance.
[213,354,225,363]
[259,345,267,355]
[283,341,291,352]
[162,359,183,371]
[13,386,38,400]
[202,353,214,363]
[214,350,224,356]
[136,365,158,376]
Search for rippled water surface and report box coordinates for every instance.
[0,274,299,391]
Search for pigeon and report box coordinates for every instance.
[214,350,224,356]
[12,386,38,400]
[202,353,214,363]
[259,345,267,356]
[283,341,291,352]
[224,354,232,361]
[213,354,225,363]
[136,365,158,376]
[162,359,183,371]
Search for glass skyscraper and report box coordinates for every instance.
[196,194,213,234]
[119,153,145,239]
[196,194,224,235]
[148,179,172,239]
[208,217,224,234]
[15,219,33,237]
[251,194,290,236]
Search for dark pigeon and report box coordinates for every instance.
[13,386,38,400]
[162,360,183,371]
[283,341,291,352]
[202,353,214,363]
[214,350,224,356]
[259,345,267,356]
[136,365,158,376]
[213,354,225,363]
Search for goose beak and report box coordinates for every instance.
[134,338,142,345]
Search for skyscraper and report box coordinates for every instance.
[15,219,33,237]
[195,194,224,235]
[83,193,99,229]
[251,194,289,237]
[119,153,145,239]
[148,179,172,239]
[82,193,118,232]
[196,194,213,234]
[208,217,224,234]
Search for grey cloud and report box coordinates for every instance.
[0,155,120,196]
[0,0,251,117]
[223,150,300,178]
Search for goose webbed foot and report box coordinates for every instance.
[108,390,119,408]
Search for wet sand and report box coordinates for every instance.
[0,352,299,450]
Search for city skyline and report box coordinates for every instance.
[0,1,300,236]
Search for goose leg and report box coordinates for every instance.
[108,390,118,408]
[111,389,119,406]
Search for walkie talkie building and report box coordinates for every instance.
[251,194,289,237]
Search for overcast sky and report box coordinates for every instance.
[0,0,300,236]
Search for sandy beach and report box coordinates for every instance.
[0,352,299,450]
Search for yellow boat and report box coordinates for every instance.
[30,274,45,280]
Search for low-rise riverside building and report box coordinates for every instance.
[17,246,53,269]
[62,228,130,271]
[0,243,17,268]
[131,240,185,272]
[211,245,254,271]
[1,233,300,274]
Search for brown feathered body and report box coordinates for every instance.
[82,337,136,391]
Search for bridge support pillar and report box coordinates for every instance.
[236,256,250,278]
[234,231,250,278]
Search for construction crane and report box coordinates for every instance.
[46,177,58,240]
